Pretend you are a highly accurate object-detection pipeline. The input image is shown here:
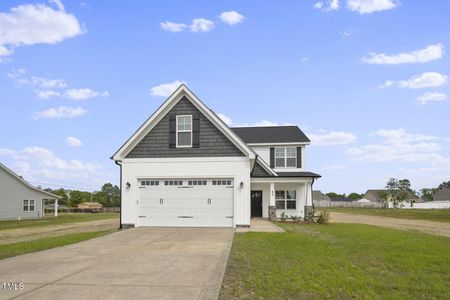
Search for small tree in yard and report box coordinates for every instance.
[316,210,330,224]
[380,178,408,208]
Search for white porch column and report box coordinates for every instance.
[54,199,58,217]
[269,182,275,206]
[268,182,276,220]
[306,182,312,206]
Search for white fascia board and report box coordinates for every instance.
[251,178,312,184]
[248,142,310,146]
[112,84,255,160]
[122,157,250,163]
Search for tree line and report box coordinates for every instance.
[325,179,450,202]
[43,183,120,207]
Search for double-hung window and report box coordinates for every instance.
[275,190,297,210]
[275,147,297,168]
[176,115,192,147]
[23,199,35,212]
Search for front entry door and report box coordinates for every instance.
[251,191,263,218]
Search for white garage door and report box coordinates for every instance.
[137,179,234,227]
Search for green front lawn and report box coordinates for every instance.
[0,230,115,260]
[324,207,450,223]
[220,222,450,299]
[0,213,119,231]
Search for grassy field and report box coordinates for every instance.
[0,213,119,231]
[220,222,450,299]
[0,230,115,260]
[323,207,450,223]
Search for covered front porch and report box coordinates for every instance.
[250,177,315,220]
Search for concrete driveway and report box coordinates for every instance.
[0,227,234,300]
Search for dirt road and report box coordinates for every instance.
[330,212,450,237]
[0,218,119,244]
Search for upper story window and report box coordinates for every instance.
[176,115,192,147]
[275,147,296,168]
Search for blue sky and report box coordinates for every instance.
[0,0,449,194]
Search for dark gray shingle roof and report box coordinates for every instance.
[276,172,321,178]
[313,191,330,201]
[231,126,310,144]
[433,188,450,201]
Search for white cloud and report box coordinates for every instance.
[218,113,233,126]
[299,57,309,63]
[347,0,398,14]
[0,146,97,171]
[0,146,114,189]
[150,80,185,97]
[33,106,88,119]
[160,21,188,32]
[218,114,296,127]
[362,44,444,65]
[37,90,60,99]
[313,2,324,9]
[309,131,357,146]
[66,136,82,146]
[0,1,83,60]
[220,11,245,25]
[339,28,358,38]
[234,120,295,127]
[190,18,215,32]
[382,72,448,89]
[64,88,109,100]
[347,129,443,163]
[374,129,437,144]
[325,164,347,171]
[160,18,214,33]
[416,92,447,105]
[314,0,340,12]
[49,0,64,11]
[8,68,67,89]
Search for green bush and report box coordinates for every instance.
[316,210,330,224]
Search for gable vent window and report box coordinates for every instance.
[176,115,192,147]
[275,147,297,168]
[164,180,183,186]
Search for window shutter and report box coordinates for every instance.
[193,115,200,148]
[296,147,302,168]
[169,115,176,148]
[270,147,274,168]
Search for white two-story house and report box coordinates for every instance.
[112,85,320,228]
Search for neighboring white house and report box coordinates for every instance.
[0,163,61,220]
[112,84,320,228]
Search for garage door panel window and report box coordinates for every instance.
[212,180,232,186]
[141,180,159,187]
[276,190,297,210]
[188,180,207,186]
[165,180,183,186]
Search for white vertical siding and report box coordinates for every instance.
[121,157,251,227]
[0,168,44,220]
